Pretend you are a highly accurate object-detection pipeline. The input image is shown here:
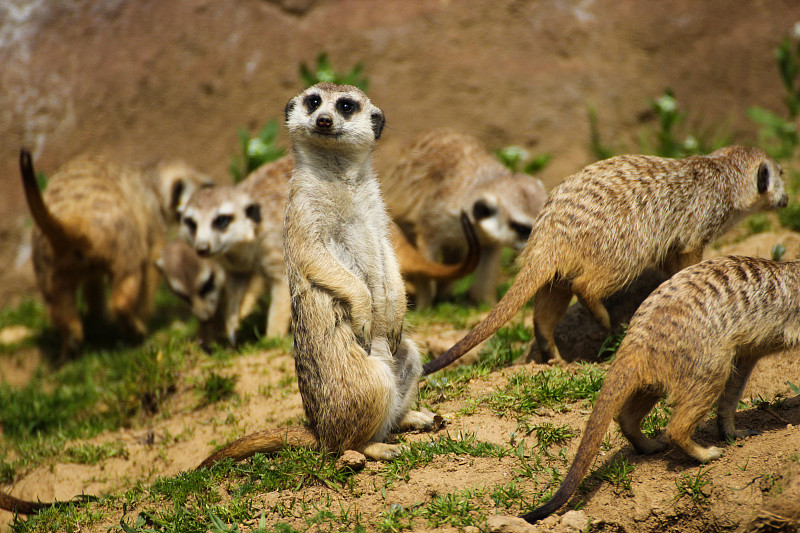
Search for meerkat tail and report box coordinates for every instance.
[393,212,480,281]
[19,149,73,249]
[521,366,635,522]
[196,426,318,470]
[422,249,554,375]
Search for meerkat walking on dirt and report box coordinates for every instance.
[19,150,167,360]
[382,129,547,308]
[523,255,800,522]
[424,146,788,373]
[196,83,435,468]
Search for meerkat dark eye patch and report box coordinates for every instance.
[336,98,360,118]
[183,217,197,235]
[371,111,385,140]
[757,162,770,194]
[212,214,233,231]
[510,221,533,241]
[245,203,262,223]
[199,272,216,297]
[303,94,322,114]
[472,199,497,220]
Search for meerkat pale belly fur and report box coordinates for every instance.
[425,146,788,373]
[196,83,435,468]
[524,255,800,522]
[383,128,547,308]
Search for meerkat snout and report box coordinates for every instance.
[316,115,333,129]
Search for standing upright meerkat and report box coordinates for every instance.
[523,255,800,522]
[180,154,479,344]
[196,82,436,468]
[382,128,547,308]
[424,146,788,373]
[19,150,168,360]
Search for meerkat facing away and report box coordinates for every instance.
[19,150,167,360]
[197,83,436,468]
[180,154,480,344]
[382,128,547,308]
[424,146,788,373]
[523,255,800,522]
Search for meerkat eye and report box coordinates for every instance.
[757,162,770,194]
[304,94,322,113]
[198,272,216,297]
[472,199,497,220]
[212,214,233,231]
[336,98,360,117]
[183,217,197,236]
[510,221,533,241]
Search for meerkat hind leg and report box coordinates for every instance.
[716,355,760,441]
[397,408,436,432]
[665,395,724,463]
[529,283,573,364]
[616,389,666,454]
[572,276,611,330]
[359,441,406,460]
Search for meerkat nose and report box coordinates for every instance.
[316,115,333,129]
[778,194,789,208]
[196,245,211,257]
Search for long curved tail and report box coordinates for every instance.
[422,246,554,375]
[19,149,72,249]
[521,365,635,522]
[391,212,480,281]
[196,426,319,470]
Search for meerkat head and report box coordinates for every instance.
[154,160,216,221]
[180,185,262,257]
[710,145,789,212]
[156,240,225,322]
[284,82,385,154]
[469,174,546,250]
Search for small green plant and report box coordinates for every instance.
[66,442,129,465]
[640,399,671,438]
[674,466,713,505]
[199,372,238,405]
[299,52,369,91]
[229,119,285,182]
[787,380,800,395]
[593,455,635,491]
[597,324,628,361]
[516,421,576,455]
[772,243,787,261]
[495,146,552,174]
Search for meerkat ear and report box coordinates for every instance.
[371,110,385,140]
[284,99,296,124]
[757,162,770,194]
[170,179,185,214]
[245,203,262,224]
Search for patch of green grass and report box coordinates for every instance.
[641,399,672,438]
[745,213,772,235]
[383,431,510,484]
[421,488,488,529]
[483,363,606,416]
[592,455,634,491]
[674,466,713,505]
[65,442,129,465]
[229,119,285,183]
[199,372,238,406]
[516,420,577,456]
[597,324,628,361]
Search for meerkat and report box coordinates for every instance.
[19,150,168,360]
[180,157,290,344]
[424,146,788,373]
[382,128,547,308]
[197,83,436,469]
[180,154,480,344]
[523,255,800,522]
